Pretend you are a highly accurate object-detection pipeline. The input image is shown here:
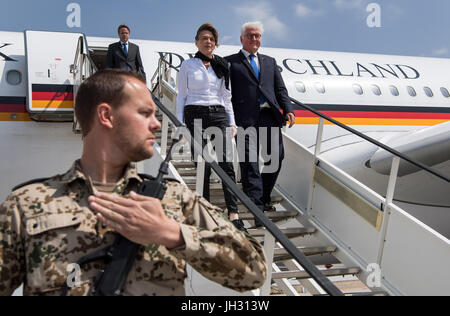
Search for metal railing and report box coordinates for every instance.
[151,54,345,296]
[290,98,450,183]
[72,35,98,133]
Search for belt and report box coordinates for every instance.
[185,105,225,112]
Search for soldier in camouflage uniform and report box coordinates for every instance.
[0,69,267,296]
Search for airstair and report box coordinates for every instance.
[148,55,450,297]
[72,38,450,296]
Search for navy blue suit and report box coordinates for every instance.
[226,51,294,212]
[106,42,146,79]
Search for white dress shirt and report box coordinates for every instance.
[120,41,128,51]
[176,58,236,126]
[240,49,260,70]
[240,49,271,109]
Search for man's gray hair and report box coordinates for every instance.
[240,21,264,37]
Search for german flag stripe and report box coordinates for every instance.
[32,92,74,101]
[294,117,447,126]
[0,96,30,121]
[292,103,450,113]
[0,104,27,113]
[294,110,450,120]
[31,84,74,93]
[31,84,74,110]
[0,96,26,104]
[290,103,450,126]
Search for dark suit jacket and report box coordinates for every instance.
[225,51,294,127]
[106,42,145,78]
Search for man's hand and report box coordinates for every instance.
[89,191,184,249]
[287,112,296,128]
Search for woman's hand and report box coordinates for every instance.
[230,125,237,138]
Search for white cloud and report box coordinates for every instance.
[220,35,233,45]
[295,3,323,18]
[333,0,368,11]
[234,2,288,39]
[432,48,449,56]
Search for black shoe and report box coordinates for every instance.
[232,219,248,234]
[264,204,276,212]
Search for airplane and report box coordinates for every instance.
[1,30,449,295]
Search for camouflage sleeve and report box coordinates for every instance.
[0,194,26,296]
[169,183,267,292]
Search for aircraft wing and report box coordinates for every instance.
[367,121,450,176]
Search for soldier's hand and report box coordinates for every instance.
[88,191,185,249]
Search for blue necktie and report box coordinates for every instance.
[249,54,265,105]
[249,54,259,79]
[122,43,128,57]
[122,43,130,70]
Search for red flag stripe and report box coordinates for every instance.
[293,110,450,120]
[32,92,74,101]
[0,104,28,113]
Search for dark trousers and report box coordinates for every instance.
[184,105,239,215]
[238,108,285,212]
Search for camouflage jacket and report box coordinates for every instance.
[0,160,266,296]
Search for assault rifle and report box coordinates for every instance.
[61,137,180,296]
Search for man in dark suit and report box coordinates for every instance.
[226,22,295,221]
[106,24,146,79]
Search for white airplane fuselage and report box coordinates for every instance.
[1,31,449,237]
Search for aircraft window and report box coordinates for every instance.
[315,82,325,94]
[6,70,22,86]
[371,85,382,96]
[353,84,363,95]
[389,85,399,96]
[407,86,417,97]
[424,87,434,97]
[440,87,450,98]
[295,82,306,93]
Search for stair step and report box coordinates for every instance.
[314,290,388,297]
[238,210,298,221]
[272,267,360,280]
[248,227,316,238]
[183,177,221,185]
[177,168,198,177]
[211,195,283,208]
[342,291,388,297]
[273,246,337,259]
[186,183,243,191]
[172,161,195,169]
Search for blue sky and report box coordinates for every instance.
[1,0,449,58]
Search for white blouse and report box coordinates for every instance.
[176,58,236,126]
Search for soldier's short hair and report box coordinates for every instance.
[75,69,146,137]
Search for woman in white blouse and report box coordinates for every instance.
[177,23,246,233]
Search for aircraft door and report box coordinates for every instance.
[24,30,83,121]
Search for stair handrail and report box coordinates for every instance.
[72,35,98,133]
[290,98,450,183]
[150,54,345,296]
